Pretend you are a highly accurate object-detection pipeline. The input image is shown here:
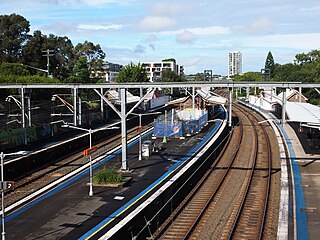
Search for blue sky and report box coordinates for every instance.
[1,0,320,75]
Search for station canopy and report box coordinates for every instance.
[286,102,320,126]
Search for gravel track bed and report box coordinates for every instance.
[189,104,281,239]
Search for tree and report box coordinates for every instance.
[117,62,148,83]
[0,14,30,63]
[295,49,320,65]
[74,41,106,77]
[71,56,90,83]
[0,62,29,76]
[22,31,75,79]
[233,72,260,82]
[21,30,45,74]
[265,51,275,77]
[161,68,184,82]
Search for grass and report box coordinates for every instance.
[93,168,124,184]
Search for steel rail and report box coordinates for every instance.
[227,104,272,240]
[181,112,244,239]
[155,111,242,239]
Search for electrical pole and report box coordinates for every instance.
[42,49,55,78]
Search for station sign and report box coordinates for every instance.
[0,181,15,191]
[83,146,98,156]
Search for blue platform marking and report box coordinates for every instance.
[80,120,222,239]
[3,131,153,224]
[269,116,308,240]
[243,101,308,239]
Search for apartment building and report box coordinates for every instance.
[90,61,123,82]
[142,61,184,81]
[228,51,242,77]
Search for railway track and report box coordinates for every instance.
[221,104,272,239]
[154,103,276,240]
[4,121,154,208]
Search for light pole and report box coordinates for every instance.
[130,112,161,161]
[61,124,118,196]
[1,151,28,240]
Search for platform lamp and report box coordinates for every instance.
[61,124,118,196]
[1,151,28,240]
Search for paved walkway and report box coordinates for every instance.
[283,123,320,240]
[5,121,220,239]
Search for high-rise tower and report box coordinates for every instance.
[228,51,242,77]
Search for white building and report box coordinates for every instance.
[142,61,184,81]
[90,62,123,82]
[228,51,242,77]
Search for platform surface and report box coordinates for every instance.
[5,122,219,240]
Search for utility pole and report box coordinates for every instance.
[42,49,55,77]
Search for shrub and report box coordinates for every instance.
[93,168,124,184]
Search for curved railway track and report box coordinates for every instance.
[155,103,276,240]
[221,104,272,239]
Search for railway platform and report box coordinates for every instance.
[4,120,223,239]
[283,122,320,240]
[240,99,320,240]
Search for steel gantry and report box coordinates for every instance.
[1,81,319,170]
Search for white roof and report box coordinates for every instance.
[286,102,320,124]
[277,88,308,101]
[107,90,140,104]
[196,89,227,105]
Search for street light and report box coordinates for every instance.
[1,150,28,240]
[61,124,119,196]
[130,112,161,161]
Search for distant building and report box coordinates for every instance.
[142,61,184,81]
[106,62,123,82]
[228,51,242,77]
[90,61,123,82]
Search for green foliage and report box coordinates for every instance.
[265,51,275,77]
[0,14,30,63]
[161,68,184,82]
[117,62,148,83]
[0,74,61,100]
[194,73,203,81]
[22,30,75,80]
[162,58,176,63]
[0,74,60,84]
[295,50,320,65]
[72,56,90,83]
[0,62,29,76]
[304,89,320,106]
[233,72,260,82]
[74,41,106,77]
[93,168,124,184]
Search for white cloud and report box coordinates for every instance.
[244,18,274,34]
[187,26,231,35]
[299,6,320,12]
[77,24,124,30]
[151,3,186,16]
[67,0,136,7]
[245,33,320,49]
[133,44,145,53]
[139,16,176,31]
[159,26,231,36]
[176,30,196,44]
[145,34,158,42]
[182,57,200,67]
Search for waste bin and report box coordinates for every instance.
[142,140,152,158]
